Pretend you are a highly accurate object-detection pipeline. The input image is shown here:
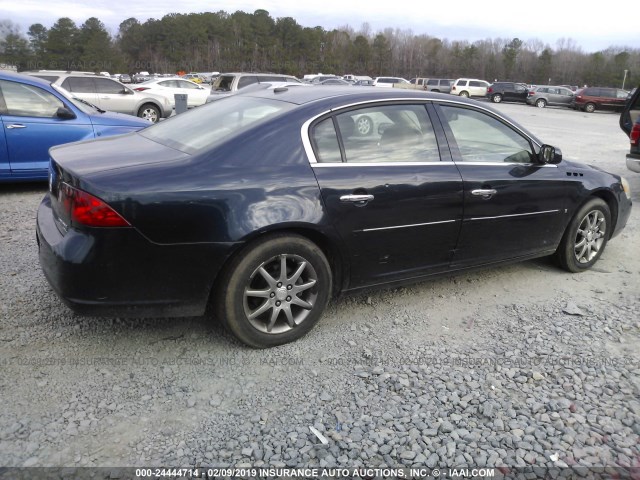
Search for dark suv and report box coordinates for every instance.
[486,82,529,103]
[620,86,640,172]
[572,87,628,113]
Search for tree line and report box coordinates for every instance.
[0,10,638,89]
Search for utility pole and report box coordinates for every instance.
[622,69,629,90]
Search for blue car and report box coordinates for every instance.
[0,71,150,182]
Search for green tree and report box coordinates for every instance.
[0,33,30,69]
[45,17,79,70]
[502,37,523,80]
[78,17,113,72]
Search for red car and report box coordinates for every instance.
[572,87,628,113]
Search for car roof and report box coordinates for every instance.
[0,71,54,87]
[240,85,471,106]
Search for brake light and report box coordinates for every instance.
[60,183,130,227]
[528,91,535,96]
[487,87,493,93]
[452,86,456,91]
[134,87,149,91]
[631,122,640,147]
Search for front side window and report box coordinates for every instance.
[439,105,533,164]
[0,80,64,117]
[312,104,440,164]
[95,78,125,94]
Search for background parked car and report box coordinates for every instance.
[133,78,210,108]
[354,79,374,86]
[0,71,149,182]
[486,82,529,103]
[620,85,640,172]
[572,87,629,113]
[424,78,454,93]
[24,71,172,123]
[119,74,132,84]
[372,77,410,88]
[451,78,490,97]
[526,86,575,108]
[212,73,301,94]
[184,73,205,84]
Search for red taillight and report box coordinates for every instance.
[631,122,640,147]
[61,183,130,227]
[452,86,456,91]
[487,87,493,93]
[134,87,149,91]
[528,91,535,96]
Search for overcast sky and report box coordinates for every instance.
[1,0,637,53]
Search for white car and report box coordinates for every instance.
[450,78,490,97]
[133,78,211,108]
[372,77,410,88]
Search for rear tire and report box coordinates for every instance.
[584,103,596,113]
[555,198,610,272]
[492,94,503,103]
[535,98,547,108]
[459,91,470,98]
[215,234,332,348]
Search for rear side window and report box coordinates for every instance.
[427,80,438,86]
[469,81,486,87]
[312,104,440,164]
[237,76,259,89]
[457,80,468,87]
[62,77,96,93]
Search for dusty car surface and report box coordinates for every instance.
[37,87,632,348]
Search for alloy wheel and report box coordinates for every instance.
[573,210,606,264]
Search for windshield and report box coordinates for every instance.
[51,84,102,114]
[139,95,294,154]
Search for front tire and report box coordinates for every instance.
[555,198,610,272]
[216,234,332,348]
[492,94,503,103]
[535,98,547,108]
[138,103,160,123]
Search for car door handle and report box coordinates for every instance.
[471,189,497,198]
[340,194,374,203]
[6,124,26,129]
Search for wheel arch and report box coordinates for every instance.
[211,225,347,304]
[589,189,619,238]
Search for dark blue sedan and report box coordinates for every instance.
[0,71,149,182]
[37,87,632,347]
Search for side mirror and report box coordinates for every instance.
[121,88,133,95]
[539,144,562,164]
[56,107,76,120]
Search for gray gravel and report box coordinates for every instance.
[0,104,639,474]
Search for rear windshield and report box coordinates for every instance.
[139,96,294,154]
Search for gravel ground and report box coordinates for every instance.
[0,103,638,476]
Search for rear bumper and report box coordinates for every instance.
[36,194,234,317]
[626,153,640,173]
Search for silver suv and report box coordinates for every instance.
[451,78,490,97]
[23,71,172,123]
[526,85,574,109]
[211,73,301,93]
